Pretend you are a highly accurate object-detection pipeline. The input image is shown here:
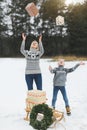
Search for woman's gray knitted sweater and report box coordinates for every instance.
[20,40,44,74]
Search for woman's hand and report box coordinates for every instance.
[22,33,26,41]
[39,34,42,42]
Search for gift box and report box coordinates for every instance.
[24,90,46,121]
[56,15,64,25]
[25,2,39,16]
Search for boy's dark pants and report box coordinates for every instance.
[52,86,70,108]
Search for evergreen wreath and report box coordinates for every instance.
[30,103,53,130]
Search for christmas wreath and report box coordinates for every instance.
[30,103,53,130]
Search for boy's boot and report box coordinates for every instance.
[66,106,71,115]
[51,106,55,109]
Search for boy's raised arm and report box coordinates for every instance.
[49,65,56,73]
[66,61,85,73]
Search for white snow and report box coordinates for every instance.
[0,58,87,130]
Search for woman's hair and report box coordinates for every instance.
[30,40,39,50]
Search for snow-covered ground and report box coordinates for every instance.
[0,58,87,130]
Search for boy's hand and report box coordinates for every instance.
[49,65,52,71]
[22,33,26,41]
[39,34,42,42]
[80,61,85,65]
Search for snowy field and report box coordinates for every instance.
[0,58,87,130]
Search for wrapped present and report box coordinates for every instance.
[26,90,46,110]
[36,113,44,121]
[24,90,46,121]
[25,2,39,16]
[56,15,64,25]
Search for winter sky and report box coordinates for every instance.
[65,0,84,5]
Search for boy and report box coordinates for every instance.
[49,59,85,115]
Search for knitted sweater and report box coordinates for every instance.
[20,40,44,74]
[50,64,80,86]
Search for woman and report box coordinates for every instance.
[20,33,44,90]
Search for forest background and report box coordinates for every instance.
[0,0,87,58]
